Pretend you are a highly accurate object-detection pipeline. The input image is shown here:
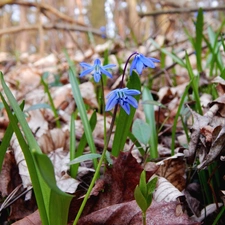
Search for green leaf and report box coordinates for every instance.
[66,53,97,168]
[32,151,73,225]
[128,132,145,156]
[68,153,101,165]
[132,119,151,145]
[139,170,147,197]
[195,8,204,72]
[142,88,158,159]
[134,186,148,213]
[0,101,24,172]
[150,39,186,67]
[71,111,97,178]
[147,177,158,194]
[25,103,51,112]
[111,71,141,156]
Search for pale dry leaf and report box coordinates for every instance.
[191,203,223,222]
[153,176,184,202]
[198,126,225,169]
[79,82,98,108]
[156,153,186,191]
[48,147,79,193]
[33,53,58,68]
[27,110,48,138]
[11,134,31,189]
[52,83,72,108]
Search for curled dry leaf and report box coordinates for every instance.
[153,176,184,202]
[156,153,186,191]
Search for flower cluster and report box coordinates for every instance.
[79,53,159,114]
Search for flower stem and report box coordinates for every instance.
[73,104,118,225]
[101,76,107,147]
[142,211,147,225]
[120,52,137,88]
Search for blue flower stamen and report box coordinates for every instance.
[105,88,140,115]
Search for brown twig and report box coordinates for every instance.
[0,0,86,26]
[0,23,103,37]
[139,5,225,17]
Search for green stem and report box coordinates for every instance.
[142,211,146,225]
[41,78,61,128]
[73,104,118,225]
[101,76,107,147]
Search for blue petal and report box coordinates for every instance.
[130,56,138,75]
[102,64,116,69]
[105,93,118,111]
[148,57,160,63]
[80,68,94,77]
[100,67,113,78]
[123,88,140,96]
[80,62,93,68]
[126,96,138,108]
[106,88,120,98]
[94,58,101,66]
[120,101,130,115]
[93,72,101,82]
[139,55,155,68]
[136,59,144,74]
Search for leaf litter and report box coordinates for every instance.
[0,40,225,224]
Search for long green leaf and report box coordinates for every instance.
[195,8,203,72]
[66,54,97,168]
[150,39,186,67]
[32,151,73,225]
[0,74,49,225]
[0,101,24,172]
[1,73,72,225]
[143,87,158,159]
[111,72,141,156]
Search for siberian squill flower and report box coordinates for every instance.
[130,53,160,75]
[80,58,116,82]
[105,88,140,115]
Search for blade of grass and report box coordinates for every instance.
[0,101,24,172]
[70,112,76,178]
[142,87,158,159]
[1,72,72,225]
[0,92,49,225]
[41,77,61,128]
[171,80,193,154]
[150,38,186,67]
[185,53,203,115]
[71,111,97,178]
[111,71,141,156]
[195,8,204,72]
[66,53,97,168]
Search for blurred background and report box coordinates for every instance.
[0,0,224,54]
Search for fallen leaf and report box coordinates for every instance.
[77,200,199,225]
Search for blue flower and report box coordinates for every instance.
[130,53,160,75]
[80,58,116,82]
[105,88,140,115]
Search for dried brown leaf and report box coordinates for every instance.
[11,210,41,225]
[156,153,186,191]
[77,200,198,225]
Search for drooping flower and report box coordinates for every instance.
[130,53,160,75]
[105,88,141,115]
[80,58,116,82]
